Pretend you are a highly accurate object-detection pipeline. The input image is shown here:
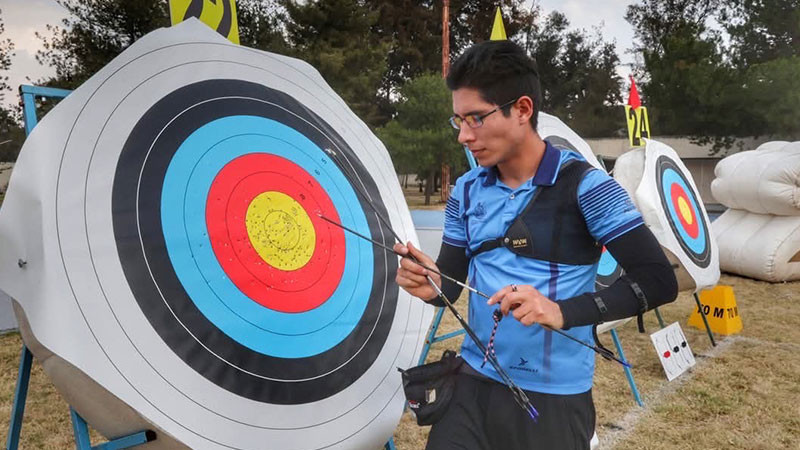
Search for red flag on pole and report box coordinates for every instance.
[628,75,641,109]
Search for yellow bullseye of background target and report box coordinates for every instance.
[246,191,315,271]
[677,196,694,225]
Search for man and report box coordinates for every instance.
[394,40,677,449]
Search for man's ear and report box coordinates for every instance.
[515,96,535,124]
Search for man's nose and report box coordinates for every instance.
[457,125,474,145]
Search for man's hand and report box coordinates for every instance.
[394,241,442,303]
[487,284,564,329]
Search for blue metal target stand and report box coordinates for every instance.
[6,85,154,450]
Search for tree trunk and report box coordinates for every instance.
[424,170,434,205]
[440,163,451,202]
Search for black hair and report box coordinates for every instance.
[446,40,542,130]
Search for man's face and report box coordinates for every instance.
[451,87,520,168]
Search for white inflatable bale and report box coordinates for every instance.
[711,141,800,215]
[613,140,720,292]
[0,20,432,449]
[712,209,800,281]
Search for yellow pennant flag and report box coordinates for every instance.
[169,0,240,44]
[490,7,507,41]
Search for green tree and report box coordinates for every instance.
[282,0,390,127]
[448,0,538,53]
[528,11,623,137]
[625,0,759,149]
[36,0,288,89]
[0,8,14,98]
[627,0,800,147]
[725,0,800,66]
[0,8,24,162]
[36,0,170,90]
[724,0,800,140]
[376,73,463,205]
[371,1,540,122]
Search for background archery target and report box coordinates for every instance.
[595,246,624,291]
[538,112,603,170]
[593,247,634,336]
[656,156,711,268]
[613,140,720,292]
[0,20,431,449]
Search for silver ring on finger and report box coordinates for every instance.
[511,284,518,292]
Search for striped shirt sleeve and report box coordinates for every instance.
[578,169,644,245]
[443,178,468,248]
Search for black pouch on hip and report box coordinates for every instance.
[397,350,463,426]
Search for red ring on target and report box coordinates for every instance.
[206,153,346,313]
[669,183,699,239]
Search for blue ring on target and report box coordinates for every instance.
[161,115,373,358]
[660,168,706,255]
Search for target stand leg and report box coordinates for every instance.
[609,330,644,407]
[653,307,666,329]
[418,307,466,365]
[5,345,33,450]
[692,293,717,347]
[70,408,155,450]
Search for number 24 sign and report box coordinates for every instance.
[625,105,650,147]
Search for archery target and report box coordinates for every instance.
[593,247,634,335]
[538,112,603,170]
[0,20,431,449]
[595,246,623,291]
[656,156,710,268]
[615,140,719,292]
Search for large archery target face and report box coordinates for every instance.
[655,156,711,268]
[10,22,428,449]
[114,79,398,401]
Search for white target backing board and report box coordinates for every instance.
[0,19,433,449]
[0,289,16,332]
[614,140,720,292]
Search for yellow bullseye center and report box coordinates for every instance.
[246,191,315,271]
[677,196,694,225]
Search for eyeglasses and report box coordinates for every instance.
[449,98,518,130]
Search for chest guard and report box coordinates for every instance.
[472,159,602,265]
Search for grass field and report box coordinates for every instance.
[0,189,799,449]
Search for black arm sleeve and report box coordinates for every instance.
[423,242,470,307]
[558,224,678,328]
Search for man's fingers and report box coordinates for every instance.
[393,242,408,256]
[406,242,434,265]
[512,301,535,322]
[399,256,428,275]
[500,293,523,316]
[397,267,428,285]
[487,285,512,305]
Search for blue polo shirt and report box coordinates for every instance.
[444,141,643,394]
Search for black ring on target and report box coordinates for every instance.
[654,155,711,268]
[112,79,398,404]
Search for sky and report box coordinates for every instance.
[0,0,638,109]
